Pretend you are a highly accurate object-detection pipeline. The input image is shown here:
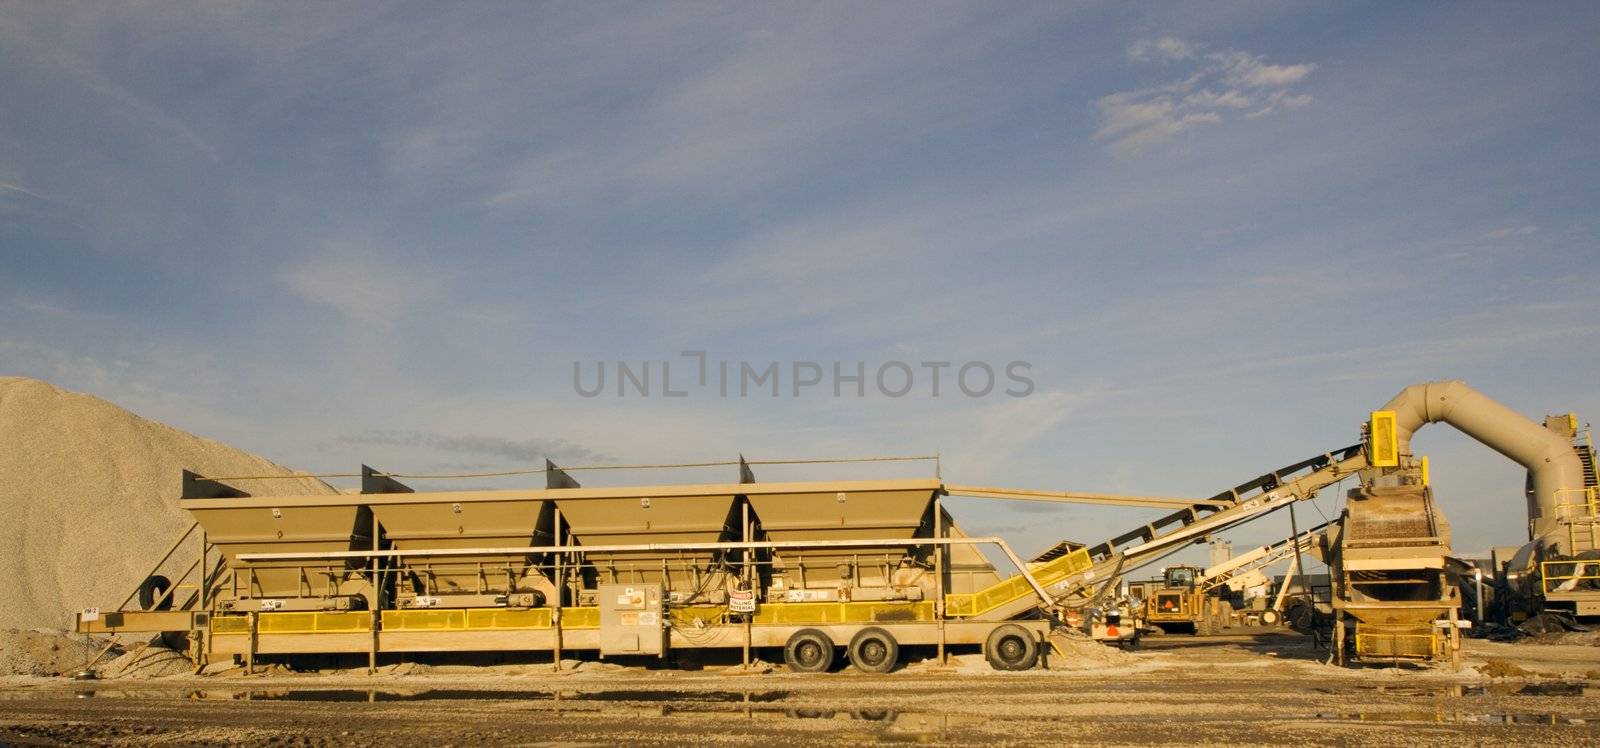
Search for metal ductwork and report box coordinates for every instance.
[1380,380,1585,552]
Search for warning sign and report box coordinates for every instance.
[728,589,756,614]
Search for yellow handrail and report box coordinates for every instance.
[944,546,1093,617]
[1540,560,1600,595]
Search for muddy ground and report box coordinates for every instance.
[1,631,1597,746]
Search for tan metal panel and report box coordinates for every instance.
[557,494,738,592]
[370,495,554,600]
[187,502,368,599]
[746,489,932,539]
[747,487,936,590]
[556,494,738,544]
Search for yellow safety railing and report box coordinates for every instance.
[209,611,373,635]
[944,546,1093,617]
[1541,560,1600,595]
[383,607,555,631]
[752,601,935,625]
[1555,487,1600,553]
[1555,487,1600,518]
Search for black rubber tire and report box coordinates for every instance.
[138,575,173,611]
[1287,600,1314,632]
[984,624,1038,671]
[847,627,899,673]
[1260,609,1281,626]
[783,628,835,673]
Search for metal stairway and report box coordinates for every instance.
[1567,437,1600,553]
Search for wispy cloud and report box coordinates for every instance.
[278,242,445,326]
[338,430,611,466]
[0,183,46,200]
[1127,36,1197,62]
[1485,224,1539,239]
[1096,38,1317,153]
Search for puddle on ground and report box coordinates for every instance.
[1316,682,1597,698]
[9,685,1595,732]
[48,688,795,704]
[1516,682,1597,697]
[37,688,983,736]
[1314,712,1585,725]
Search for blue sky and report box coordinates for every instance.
[3,2,1598,567]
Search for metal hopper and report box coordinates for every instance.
[1331,482,1461,661]
[363,466,555,608]
[743,479,941,600]
[177,472,372,610]
[554,485,740,599]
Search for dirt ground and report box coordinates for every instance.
[0,630,1597,746]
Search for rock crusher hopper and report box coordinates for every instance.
[81,441,1382,674]
[75,380,1595,672]
[1324,475,1461,665]
[86,458,1093,674]
[1324,380,1600,665]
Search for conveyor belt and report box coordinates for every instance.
[955,445,1366,622]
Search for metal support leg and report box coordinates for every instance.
[742,502,752,667]
[554,512,564,672]
[1332,613,1345,667]
[1449,609,1462,671]
[368,610,378,675]
[935,496,946,664]
[246,612,257,675]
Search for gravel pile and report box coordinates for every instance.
[0,628,106,677]
[0,376,336,632]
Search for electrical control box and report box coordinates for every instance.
[599,583,664,656]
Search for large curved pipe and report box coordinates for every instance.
[1381,380,1585,551]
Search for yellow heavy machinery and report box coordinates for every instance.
[75,380,1598,672]
[80,444,1369,674]
[1318,382,1600,664]
[1143,565,1234,635]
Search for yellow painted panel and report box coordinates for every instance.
[1369,410,1399,467]
[211,615,250,634]
[1420,455,1430,486]
[380,608,555,631]
[751,601,933,625]
[466,608,553,629]
[945,546,1092,618]
[259,611,370,633]
[669,606,725,627]
[382,609,467,630]
[562,607,600,629]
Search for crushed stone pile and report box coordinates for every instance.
[0,628,107,677]
[98,638,192,679]
[1045,628,1140,669]
[0,376,336,634]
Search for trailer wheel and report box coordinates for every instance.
[138,575,173,611]
[985,624,1038,671]
[847,627,899,673]
[784,628,835,673]
[1260,609,1281,626]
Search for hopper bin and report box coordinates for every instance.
[555,489,740,599]
[180,488,372,608]
[367,490,554,607]
[743,480,941,599]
